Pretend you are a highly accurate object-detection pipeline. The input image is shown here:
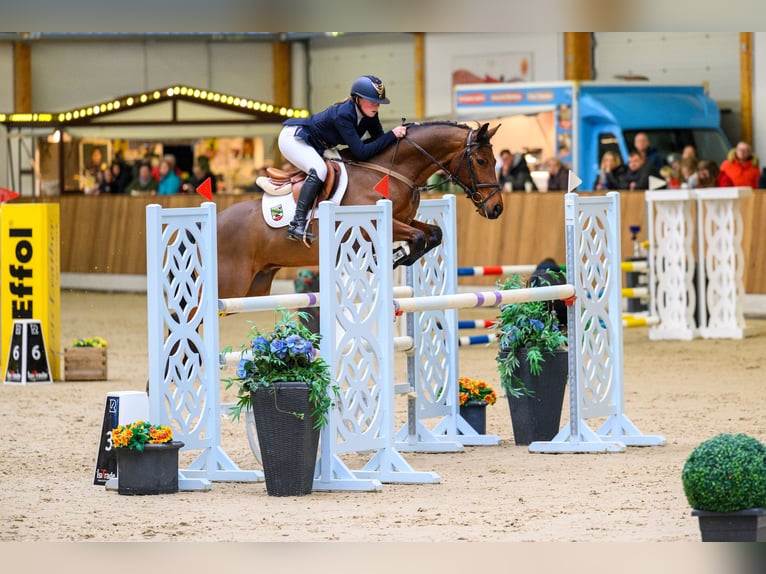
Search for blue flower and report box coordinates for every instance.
[285,334,303,356]
[251,336,269,353]
[236,358,249,379]
[530,319,544,332]
[271,338,288,359]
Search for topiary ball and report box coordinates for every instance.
[682,433,766,512]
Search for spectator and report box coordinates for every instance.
[659,165,680,189]
[497,149,537,192]
[157,158,182,195]
[594,151,619,190]
[544,157,569,191]
[618,150,661,191]
[125,163,159,195]
[681,145,697,162]
[109,161,131,194]
[633,132,663,170]
[695,160,728,188]
[719,141,760,187]
[98,168,117,194]
[680,157,699,188]
[593,150,626,190]
[152,153,183,181]
[185,157,218,195]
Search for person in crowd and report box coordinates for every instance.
[544,156,569,191]
[125,162,159,195]
[695,160,727,188]
[98,167,117,194]
[633,132,663,170]
[185,157,218,195]
[593,150,627,190]
[152,153,183,181]
[681,144,698,162]
[497,149,538,192]
[109,160,131,194]
[619,150,661,190]
[278,74,406,243]
[157,158,182,195]
[719,141,760,187]
[659,165,681,189]
[680,157,699,188]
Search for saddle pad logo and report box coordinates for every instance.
[270,204,284,221]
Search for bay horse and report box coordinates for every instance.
[216,121,503,299]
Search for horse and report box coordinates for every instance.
[216,121,504,299]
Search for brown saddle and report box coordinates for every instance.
[264,160,341,204]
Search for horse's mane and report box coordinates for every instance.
[406,120,472,131]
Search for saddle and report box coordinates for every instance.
[257,160,341,204]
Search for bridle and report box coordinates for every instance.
[401,127,502,217]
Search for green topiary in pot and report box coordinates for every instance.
[682,433,766,512]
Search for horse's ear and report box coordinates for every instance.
[476,122,499,143]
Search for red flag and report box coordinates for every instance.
[195,177,213,201]
[373,174,390,198]
[0,187,20,204]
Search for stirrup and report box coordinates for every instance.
[286,224,315,244]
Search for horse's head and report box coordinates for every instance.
[406,121,504,220]
[454,122,503,219]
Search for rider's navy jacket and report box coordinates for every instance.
[283,98,397,161]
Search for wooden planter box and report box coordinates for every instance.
[64,347,108,381]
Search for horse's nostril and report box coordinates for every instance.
[495,204,503,217]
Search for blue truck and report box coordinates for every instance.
[453,81,731,191]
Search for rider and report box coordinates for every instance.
[278,74,408,243]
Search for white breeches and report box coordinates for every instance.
[278,126,328,181]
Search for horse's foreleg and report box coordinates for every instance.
[391,219,437,268]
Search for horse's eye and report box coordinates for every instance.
[476,158,486,166]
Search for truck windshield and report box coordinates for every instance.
[622,129,731,165]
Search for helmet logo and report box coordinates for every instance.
[368,76,385,100]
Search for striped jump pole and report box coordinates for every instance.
[219,285,414,314]
[458,333,498,346]
[393,284,575,314]
[457,264,543,277]
[458,319,498,329]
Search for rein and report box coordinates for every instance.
[401,128,501,216]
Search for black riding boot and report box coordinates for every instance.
[286,168,323,243]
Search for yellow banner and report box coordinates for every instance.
[1,203,61,380]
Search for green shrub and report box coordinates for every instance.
[682,433,766,512]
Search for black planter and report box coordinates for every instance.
[459,400,488,435]
[251,382,321,496]
[116,441,184,495]
[692,508,766,542]
[501,347,568,446]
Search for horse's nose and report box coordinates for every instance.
[493,203,503,218]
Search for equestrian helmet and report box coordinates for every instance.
[350,75,390,104]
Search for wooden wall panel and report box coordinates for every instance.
[10,190,766,293]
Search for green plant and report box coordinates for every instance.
[111,420,173,452]
[682,433,766,512]
[458,377,497,406]
[225,308,338,429]
[494,272,569,398]
[71,336,107,348]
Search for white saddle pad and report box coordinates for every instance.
[260,159,348,229]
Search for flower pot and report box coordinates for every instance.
[502,347,568,446]
[116,441,184,495]
[64,346,108,381]
[692,508,766,542]
[459,400,488,435]
[250,381,320,497]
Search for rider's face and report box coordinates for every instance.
[358,98,380,118]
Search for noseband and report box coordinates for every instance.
[403,128,502,216]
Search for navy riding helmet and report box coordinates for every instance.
[350,75,391,104]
